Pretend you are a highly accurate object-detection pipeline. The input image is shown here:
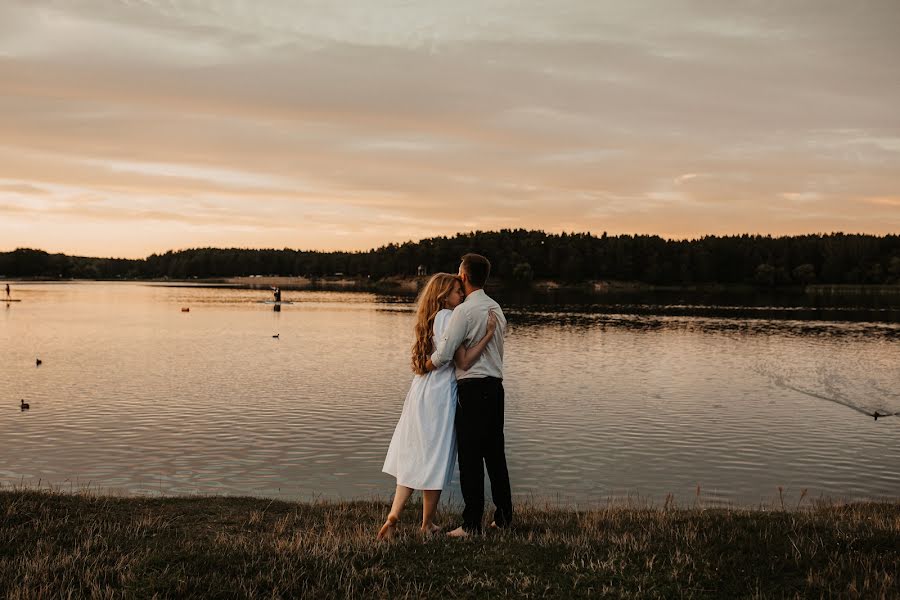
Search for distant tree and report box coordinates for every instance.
[865,263,884,284]
[511,262,534,287]
[754,263,777,287]
[889,256,900,282]
[3,232,900,286]
[792,263,817,285]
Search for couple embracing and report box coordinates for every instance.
[379,253,513,539]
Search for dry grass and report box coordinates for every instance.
[1,490,898,598]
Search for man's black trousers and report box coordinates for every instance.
[455,376,513,532]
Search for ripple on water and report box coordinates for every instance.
[2,283,899,505]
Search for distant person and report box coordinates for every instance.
[273,287,281,302]
[378,273,498,539]
[5,283,9,299]
[427,253,512,537]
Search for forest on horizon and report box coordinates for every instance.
[2,230,900,287]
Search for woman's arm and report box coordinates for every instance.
[453,311,497,371]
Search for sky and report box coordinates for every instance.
[1,1,898,258]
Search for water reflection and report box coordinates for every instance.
[1,282,898,507]
[496,286,900,313]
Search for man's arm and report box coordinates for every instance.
[453,311,497,371]
[427,306,470,370]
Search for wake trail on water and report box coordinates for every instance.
[755,361,900,421]
[772,376,894,418]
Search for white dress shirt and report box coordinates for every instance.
[430,289,506,380]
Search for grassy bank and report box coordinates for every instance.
[2,491,898,598]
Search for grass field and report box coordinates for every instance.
[1,490,898,598]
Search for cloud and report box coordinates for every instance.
[0,0,898,256]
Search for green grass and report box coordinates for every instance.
[1,490,898,598]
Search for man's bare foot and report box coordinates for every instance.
[447,526,470,538]
[420,522,442,536]
[376,515,399,540]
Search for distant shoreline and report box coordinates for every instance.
[5,275,900,297]
[4,232,900,292]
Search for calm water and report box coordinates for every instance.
[2,282,899,507]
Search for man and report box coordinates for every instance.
[427,253,512,536]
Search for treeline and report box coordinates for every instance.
[2,231,900,286]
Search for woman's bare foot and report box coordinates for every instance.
[420,522,442,536]
[376,515,399,540]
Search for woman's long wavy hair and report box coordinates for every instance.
[411,273,461,375]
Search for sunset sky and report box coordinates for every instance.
[1,1,898,258]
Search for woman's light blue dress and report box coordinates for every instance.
[382,309,457,490]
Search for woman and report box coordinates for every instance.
[378,273,497,539]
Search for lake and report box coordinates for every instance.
[2,282,899,507]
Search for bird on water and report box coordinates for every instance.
[36,358,42,366]
[20,399,29,410]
